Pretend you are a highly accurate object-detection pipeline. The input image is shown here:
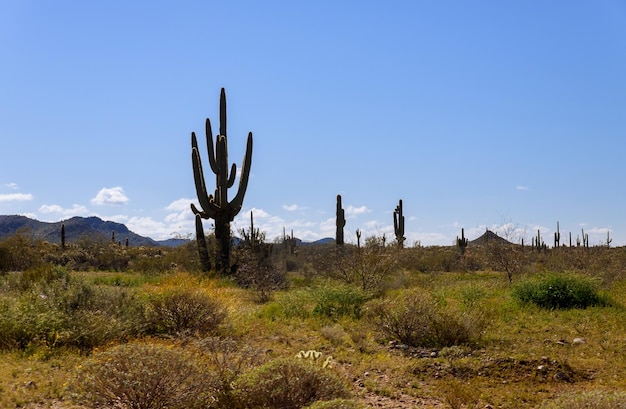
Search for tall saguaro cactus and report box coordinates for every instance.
[336,194,345,246]
[191,88,253,275]
[393,199,405,248]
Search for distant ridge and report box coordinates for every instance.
[0,215,178,247]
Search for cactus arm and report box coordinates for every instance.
[230,132,254,215]
[191,140,213,214]
[205,118,219,174]
[227,163,237,188]
[219,87,227,137]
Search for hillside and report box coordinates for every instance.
[0,215,169,247]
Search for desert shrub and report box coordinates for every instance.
[146,287,226,336]
[312,242,398,291]
[0,230,47,273]
[512,272,609,309]
[191,337,264,408]
[234,228,287,303]
[367,290,486,347]
[0,268,145,350]
[537,389,626,408]
[303,398,367,409]
[233,357,351,409]
[312,283,369,320]
[69,341,214,409]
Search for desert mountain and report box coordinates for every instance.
[0,215,184,247]
[469,229,514,246]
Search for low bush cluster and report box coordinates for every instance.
[232,357,351,409]
[70,343,351,409]
[0,266,227,351]
[512,272,609,309]
[69,342,214,409]
[0,265,143,350]
[367,289,487,347]
[145,287,226,336]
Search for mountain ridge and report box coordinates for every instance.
[0,215,169,247]
[0,215,335,247]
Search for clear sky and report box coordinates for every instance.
[1,1,625,246]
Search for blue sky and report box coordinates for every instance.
[1,1,625,246]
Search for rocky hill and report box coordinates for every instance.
[0,215,179,247]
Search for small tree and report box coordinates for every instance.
[234,212,286,302]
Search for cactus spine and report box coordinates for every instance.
[393,199,405,248]
[456,228,468,254]
[191,88,253,275]
[336,194,345,245]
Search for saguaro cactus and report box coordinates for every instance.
[554,221,561,248]
[61,223,66,249]
[457,228,468,254]
[191,88,253,275]
[393,199,405,248]
[336,194,345,245]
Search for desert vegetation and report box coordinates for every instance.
[3,229,626,408]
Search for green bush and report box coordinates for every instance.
[512,272,609,309]
[233,358,351,409]
[367,290,486,348]
[312,283,369,320]
[69,342,215,409]
[146,287,226,336]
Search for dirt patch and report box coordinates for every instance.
[413,356,593,383]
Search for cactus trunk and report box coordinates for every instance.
[336,194,345,245]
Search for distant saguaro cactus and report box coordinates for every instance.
[356,229,362,249]
[393,199,405,248]
[191,88,253,275]
[554,221,561,248]
[336,194,345,245]
[61,223,66,249]
[456,228,468,254]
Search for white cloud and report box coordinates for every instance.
[166,198,195,212]
[91,187,129,205]
[345,205,370,216]
[0,193,33,202]
[5,182,19,190]
[282,204,299,211]
[516,185,529,190]
[39,204,88,216]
